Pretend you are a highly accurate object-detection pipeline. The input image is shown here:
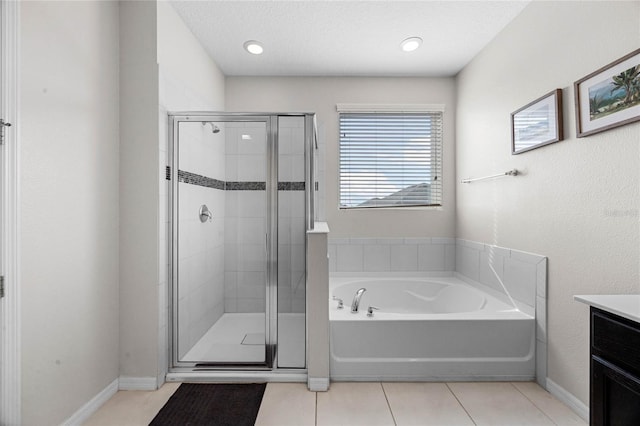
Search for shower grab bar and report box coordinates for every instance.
[461,169,519,184]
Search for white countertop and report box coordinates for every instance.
[575,295,640,324]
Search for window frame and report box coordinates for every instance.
[336,104,444,210]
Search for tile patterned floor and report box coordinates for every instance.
[84,381,586,426]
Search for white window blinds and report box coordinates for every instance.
[339,111,443,208]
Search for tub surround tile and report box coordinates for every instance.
[330,237,456,274]
[484,244,510,258]
[444,244,456,271]
[503,257,536,308]
[316,382,395,426]
[513,382,586,425]
[432,237,455,245]
[448,382,554,425]
[478,250,505,293]
[536,296,547,343]
[536,341,548,388]
[330,238,350,245]
[336,245,364,272]
[457,239,485,251]
[255,383,316,426]
[510,249,545,265]
[382,382,474,426]
[350,237,378,245]
[537,258,547,298]
[328,245,337,273]
[390,244,418,271]
[377,238,405,245]
[456,245,480,281]
[404,237,431,244]
[363,245,391,272]
[417,244,446,271]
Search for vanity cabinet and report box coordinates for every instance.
[591,307,640,425]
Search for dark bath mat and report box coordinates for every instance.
[149,383,266,426]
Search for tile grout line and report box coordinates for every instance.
[445,383,477,426]
[510,382,560,426]
[379,382,398,426]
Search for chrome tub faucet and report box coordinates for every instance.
[351,288,367,313]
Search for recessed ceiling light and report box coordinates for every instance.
[400,37,422,52]
[243,40,264,55]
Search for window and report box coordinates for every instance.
[338,109,443,209]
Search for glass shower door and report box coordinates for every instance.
[171,115,272,367]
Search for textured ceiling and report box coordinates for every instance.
[170,0,530,77]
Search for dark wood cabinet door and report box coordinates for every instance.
[592,355,640,426]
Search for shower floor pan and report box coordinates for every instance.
[182,313,304,366]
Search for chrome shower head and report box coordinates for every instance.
[202,122,221,134]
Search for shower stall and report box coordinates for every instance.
[168,112,315,372]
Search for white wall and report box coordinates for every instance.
[156,0,226,370]
[20,1,120,424]
[119,0,160,383]
[226,77,456,239]
[456,0,640,405]
[157,1,225,113]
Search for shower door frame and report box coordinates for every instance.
[169,113,276,370]
[168,112,315,372]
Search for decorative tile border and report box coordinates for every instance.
[166,166,305,191]
[178,170,225,190]
[278,182,306,191]
[225,181,266,191]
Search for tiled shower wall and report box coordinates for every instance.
[176,121,227,358]
[223,122,268,313]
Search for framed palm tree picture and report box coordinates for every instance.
[575,48,640,137]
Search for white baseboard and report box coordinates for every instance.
[118,376,158,391]
[546,378,589,421]
[308,377,329,392]
[61,379,118,426]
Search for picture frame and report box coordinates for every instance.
[511,89,563,155]
[574,48,640,138]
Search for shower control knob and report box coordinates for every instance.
[199,205,212,223]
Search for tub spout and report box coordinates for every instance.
[351,288,367,313]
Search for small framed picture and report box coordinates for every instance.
[511,89,563,155]
[574,48,640,138]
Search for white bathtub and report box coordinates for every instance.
[329,276,535,381]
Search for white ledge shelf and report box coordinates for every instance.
[575,294,640,324]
